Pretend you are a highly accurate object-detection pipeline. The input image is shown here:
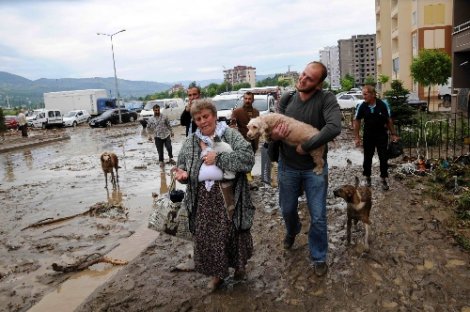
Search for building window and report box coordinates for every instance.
[424,4,445,25]
[392,57,400,76]
[412,33,418,56]
[412,11,417,25]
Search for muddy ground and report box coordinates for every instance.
[1,123,470,312]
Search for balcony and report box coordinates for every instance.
[453,20,470,52]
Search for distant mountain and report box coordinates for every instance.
[0,71,172,107]
[0,71,277,107]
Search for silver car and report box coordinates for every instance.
[63,110,91,127]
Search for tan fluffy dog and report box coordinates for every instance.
[333,177,372,251]
[246,113,324,174]
[100,152,119,188]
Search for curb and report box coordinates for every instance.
[0,134,71,153]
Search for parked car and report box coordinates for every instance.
[337,93,364,110]
[4,115,18,130]
[139,99,185,124]
[63,110,91,127]
[89,108,138,128]
[231,94,275,118]
[125,101,144,113]
[406,93,428,111]
[212,93,244,124]
[27,109,64,129]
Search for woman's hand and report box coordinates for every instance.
[202,151,217,165]
[172,167,189,181]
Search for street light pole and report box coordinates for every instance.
[97,29,126,123]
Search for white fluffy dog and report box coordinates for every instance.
[246,113,324,175]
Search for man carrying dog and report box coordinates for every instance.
[270,61,341,276]
[147,104,175,168]
[353,85,399,191]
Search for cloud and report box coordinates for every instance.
[0,0,376,82]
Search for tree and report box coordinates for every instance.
[0,108,6,134]
[233,82,251,91]
[340,74,355,91]
[364,76,376,86]
[410,49,451,111]
[377,74,390,96]
[383,80,415,125]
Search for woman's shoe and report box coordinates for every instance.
[207,277,223,291]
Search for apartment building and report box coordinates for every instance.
[338,34,376,87]
[452,0,470,113]
[319,46,341,89]
[375,0,453,98]
[338,39,354,79]
[223,65,256,88]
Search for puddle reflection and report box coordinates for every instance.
[4,156,14,182]
[106,188,123,205]
[23,150,33,170]
[160,171,168,194]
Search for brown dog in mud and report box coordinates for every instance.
[100,152,119,189]
[333,176,372,251]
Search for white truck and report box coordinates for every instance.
[43,89,116,116]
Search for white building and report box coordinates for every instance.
[319,46,341,90]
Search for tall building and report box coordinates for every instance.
[319,46,341,89]
[338,34,376,87]
[223,66,256,87]
[375,0,453,97]
[452,0,470,113]
[352,35,377,86]
[338,39,354,79]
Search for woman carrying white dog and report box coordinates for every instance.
[172,99,255,291]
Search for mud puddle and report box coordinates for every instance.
[0,124,185,311]
[1,124,395,312]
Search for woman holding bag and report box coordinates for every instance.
[172,99,255,291]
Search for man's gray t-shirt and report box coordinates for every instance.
[278,90,341,170]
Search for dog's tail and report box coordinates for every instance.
[354,176,360,188]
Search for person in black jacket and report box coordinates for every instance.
[180,86,200,136]
[353,85,399,191]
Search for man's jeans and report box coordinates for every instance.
[278,159,328,263]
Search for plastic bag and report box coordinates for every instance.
[387,140,403,159]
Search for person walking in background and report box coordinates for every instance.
[353,85,399,191]
[231,91,260,182]
[147,104,175,168]
[172,99,255,290]
[231,91,260,153]
[17,109,28,137]
[270,61,341,277]
[180,86,200,136]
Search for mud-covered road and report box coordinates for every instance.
[1,123,469,312]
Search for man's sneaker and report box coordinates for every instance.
[283,234,296,250]
[365,177,372,187]
[381,178,389,191]
[313,262,328,277]
[159,161,165,168]
[168,158,176,165]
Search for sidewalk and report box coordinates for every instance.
[0,132,70,153]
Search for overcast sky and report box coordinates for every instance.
[0,0,376,83]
